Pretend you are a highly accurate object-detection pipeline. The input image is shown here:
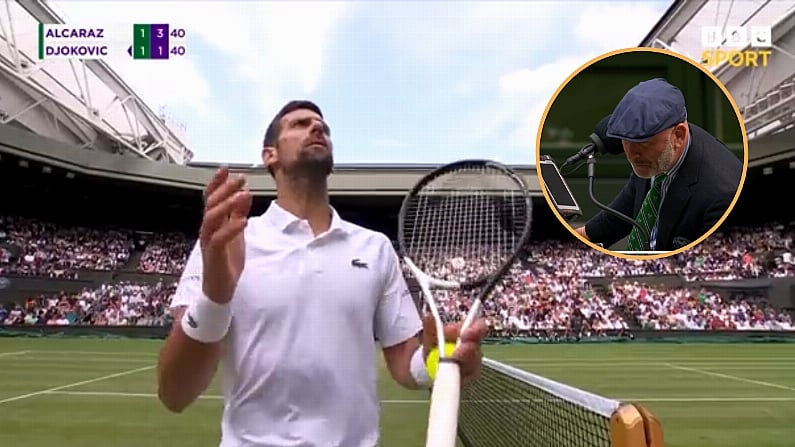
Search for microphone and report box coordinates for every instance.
[577,115,652,250]
[561,115,623,168]
[548,114,651,250]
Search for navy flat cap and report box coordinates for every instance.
[607,78,687,142]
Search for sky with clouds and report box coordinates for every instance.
[50,0,672,166]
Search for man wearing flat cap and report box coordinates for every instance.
[575,78,742,252]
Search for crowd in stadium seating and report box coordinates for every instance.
[0,216,133,278]
[0,281,175,327]
[137,232,193,275]
[612,281,793,331]
[1,215,794,333]
[481,267,632,339]
[2,216,792,280]
[529,223,794,280]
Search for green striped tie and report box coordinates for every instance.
[626,174,667,251]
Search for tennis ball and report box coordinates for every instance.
[426,342,457,380]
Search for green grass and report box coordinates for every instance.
[2,339,795,447]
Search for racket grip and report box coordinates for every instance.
[425,359,461,447]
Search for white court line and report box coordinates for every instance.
[10,356,156,364]
[506,357,795,362]
[0,365,155,405]
[665,363,795,392]
[622,397,795,402]
[29,350,157,356]
[512,363,795,369]
[44,391,422,402]
[47,391,204,399]
[41,391,795,403]
[0,350,30,358]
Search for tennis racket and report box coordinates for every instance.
[397,159,533,447]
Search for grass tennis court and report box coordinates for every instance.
[2,339,794,447]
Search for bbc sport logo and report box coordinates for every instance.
[700,25,773,68]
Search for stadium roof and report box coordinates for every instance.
[187,161,537,172]
[0,123,543,196]
[641,0,795,141]
[0,0,192,164]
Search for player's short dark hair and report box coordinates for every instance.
[263,100,323,147]
[262,100,323,177]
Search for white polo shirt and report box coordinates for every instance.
[170,202,422,447]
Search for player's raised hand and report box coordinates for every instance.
[199,168,252,304]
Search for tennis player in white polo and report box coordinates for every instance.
[157,100,488,447]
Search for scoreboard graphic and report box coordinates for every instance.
[131,24,187,60]
[37,23,187,60]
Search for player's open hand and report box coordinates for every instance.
[199,168,252,304]
[422,315,488,385]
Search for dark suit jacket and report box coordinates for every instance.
[585,123,743,251]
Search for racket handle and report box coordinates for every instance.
[425,359,461,447]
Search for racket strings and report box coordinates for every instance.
[401,165,529,292]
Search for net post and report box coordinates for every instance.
[609,403,665,447]
[635,403,665,447]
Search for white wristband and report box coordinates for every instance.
[410,345,432,388]
[180,293,232,344]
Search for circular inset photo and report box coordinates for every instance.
[536,47,748,260]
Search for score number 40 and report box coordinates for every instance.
[159,27,186,57]
[166,28,185,57]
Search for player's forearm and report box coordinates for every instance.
[384,337,428,390]
[157,309,223,413]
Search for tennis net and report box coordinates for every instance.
[457,358,663,447]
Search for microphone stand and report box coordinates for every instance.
[586,155,651,248]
